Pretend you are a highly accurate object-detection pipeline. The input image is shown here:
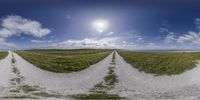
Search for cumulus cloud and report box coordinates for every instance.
[177,31,200,45]
[164,31,200,46]
[44,37,120,49]
[0,38,16,48]
[0,15,51,48]
[164,32,177,43]
[120,30,144,43]
[171,18,200,45]
[0,15,51,38]
[164,18,200,46]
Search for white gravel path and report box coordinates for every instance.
[0,52,12,96]
[12,52,113,95]
[3,51,200,99]
[114,52,200,100]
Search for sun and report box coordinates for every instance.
[92,19,108,33]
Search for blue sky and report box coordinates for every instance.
[0,0,200,50]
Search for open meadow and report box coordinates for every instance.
[16,49,112,73]
[118,51,200,75]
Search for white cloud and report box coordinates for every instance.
[130,42,134,45]
[0,38,4,42]
[164,31,200,46]
[164,18,200,46]
[0,15,51,38]
[148,43,155,46]
[136,37,143,42]
[0,38,16,48]
[159,21,170,33]
[45,37,120,49]
[120,30,144,43]
[159,27,169,33]
[31,40,46,44]
[138,37,142,40]
[107,31,114,36]
[0,28,14,38]
[177,31,200,45]
[0,15,51,49]
[164,32,177,43]
[195,18,200,31]
[31,39,53,44]
[122,41,127,44]
[177,32,195,43]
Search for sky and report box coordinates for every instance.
[1,0,200,50]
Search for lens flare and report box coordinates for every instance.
[92,20,108,33]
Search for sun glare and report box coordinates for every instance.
[92,19,108,33]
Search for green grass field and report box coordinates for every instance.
[0,51,8,60]
[25,49,110,56]
[16,50,112,73]
[118,51,200,75]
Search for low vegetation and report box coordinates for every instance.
[111,51,116,65]
[3,96,37,99]
[11,53,16,64]
[73,93,122,99]
[20,85,38,92]
[118,51,200,75]
[16,49,112,73]
[0,51,8,60]
[104,67,118,86]
[25,49,111,56]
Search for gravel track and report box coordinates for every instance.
[2,51,200,100]
[12,51,113,95]
[114,52,200,100]
[0,52,12,96]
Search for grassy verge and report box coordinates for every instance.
[25,49,111,56]
[73,93,122,99]
[11,53,16,64]
[16,50,112,73]
[118,51,200,75]
[104,67,118,86]
[3,95,37,99]
[110,51,116,65]
[0,51,8,60]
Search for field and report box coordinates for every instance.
[0,51,8,60]
[118,51,200,75]
[25,49,109,56]
[16,49,112,73]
